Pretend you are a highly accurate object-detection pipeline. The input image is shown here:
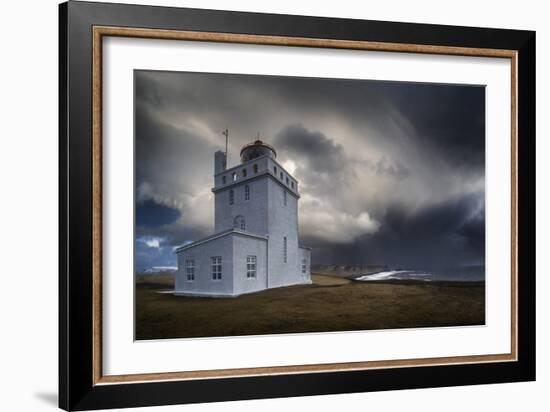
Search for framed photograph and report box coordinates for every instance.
[59,1,535,410]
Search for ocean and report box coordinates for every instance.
[355,265,485,282]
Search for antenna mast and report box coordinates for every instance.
[222,128,229,169]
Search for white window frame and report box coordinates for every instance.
[211,256,222,280]
[301,258,307,274]
[232,172,237,182]
[246,255,257,279]
[185,259,195,281]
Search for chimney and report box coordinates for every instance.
[214,150,226,174]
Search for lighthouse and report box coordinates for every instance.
[175,137,311,297]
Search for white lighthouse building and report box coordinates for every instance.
[175,138,312,297]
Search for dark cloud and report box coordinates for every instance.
[275,124,347,174]
[386,83,486,173]
[309,192,485,268]
[456,204,485,250]
[136,199,181,228]
[134,70,485,271]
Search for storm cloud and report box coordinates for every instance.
[135,70,485,271]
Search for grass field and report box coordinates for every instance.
[135,273,485,340]
[136,275,485,339]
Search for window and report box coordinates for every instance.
[286,177,289,185]
[301,258,307,274]
[245,184,250,201]
[246,256,257,279]
[283,190,287,206]
[273,166,277,174]
[229,189,234,205]
[253,164,258,173]
[291,181,294,189]
[211,256,222,280]
[222,175,226,184]
[242,168,247,178]
[283,237,287,263]
[186,259,195,281]
[280,172,283,180]
[232,172,237,182]
[233,215,246,230]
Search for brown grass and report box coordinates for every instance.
[135,274,485,340]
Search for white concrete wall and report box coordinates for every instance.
[266,157,299,196]
[213,155,299,200]
[266,178,302,288]
[214,177,269,235]
[213,155,270,188]
[175,235,234,296]
[232,236,268,295]
[175,232,269,297]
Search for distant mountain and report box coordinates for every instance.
[138,266,177,276]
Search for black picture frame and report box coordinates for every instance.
[59,1,536,410]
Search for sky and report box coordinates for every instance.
[135,70,485,272]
